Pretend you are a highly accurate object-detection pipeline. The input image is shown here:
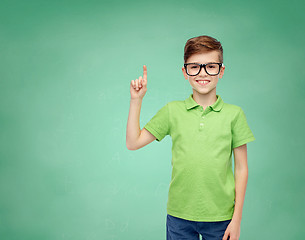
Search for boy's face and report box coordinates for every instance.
[182,50,225,96]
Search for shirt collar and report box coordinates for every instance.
[184,93,224,112]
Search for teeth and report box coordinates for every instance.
[198,80,209,84]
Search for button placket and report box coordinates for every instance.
[198,106,211,131]
[199,113,206,131]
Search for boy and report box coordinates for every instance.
[126,35,255,240]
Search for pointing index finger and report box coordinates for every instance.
[143,65,147,81]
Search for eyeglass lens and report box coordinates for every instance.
[186,63,220,76]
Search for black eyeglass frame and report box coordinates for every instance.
[184,62,224,76]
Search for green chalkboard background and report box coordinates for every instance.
[1,0,304,239]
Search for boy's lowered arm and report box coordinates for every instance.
[126,65,156,150]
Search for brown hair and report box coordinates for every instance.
[184,35,223,63]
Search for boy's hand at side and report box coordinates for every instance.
[130,65,147,99]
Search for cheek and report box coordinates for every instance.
[212,77,219,82]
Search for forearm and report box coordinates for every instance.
[232,168,248,224]
[126,98,143,149]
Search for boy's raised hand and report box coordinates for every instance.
[130,65,147,100]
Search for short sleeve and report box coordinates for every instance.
[144,103,170,142]
[232,107,255,149]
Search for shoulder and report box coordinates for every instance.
[166,99,185,109]
[221,102,245,122]
[222,102,252,128]
[223,103,242,115]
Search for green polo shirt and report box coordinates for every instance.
[144,93,255,221]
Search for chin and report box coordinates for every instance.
[194,89,209,94]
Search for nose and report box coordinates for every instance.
[198,65,208,76]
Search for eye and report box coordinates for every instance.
[191,65,199,69]
[207,65,216,69]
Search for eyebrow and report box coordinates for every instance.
[189,61,219,64]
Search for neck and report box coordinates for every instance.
[192,90,217,110]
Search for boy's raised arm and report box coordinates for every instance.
[126,65,156,150]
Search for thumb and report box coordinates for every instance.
[222,231,230,240]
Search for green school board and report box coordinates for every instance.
[1,0,304,239]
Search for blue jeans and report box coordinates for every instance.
[166,214,231,240]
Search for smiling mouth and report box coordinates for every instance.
[196,80,210,86]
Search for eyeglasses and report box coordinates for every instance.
[184,62,223,76]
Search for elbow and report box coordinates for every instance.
[126,142,138,151]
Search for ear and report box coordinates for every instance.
[182,67,188,80]
[219,65,225,79]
